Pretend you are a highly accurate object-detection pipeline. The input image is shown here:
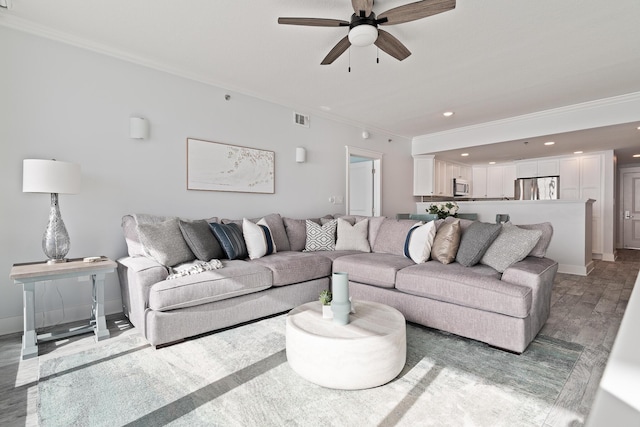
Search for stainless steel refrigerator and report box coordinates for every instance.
[514,176,559,200]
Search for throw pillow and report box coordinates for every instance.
[456,222,502,267]
[335,218,371,252]
[516,222,553,258]
[431,219,461,264]
[372,219,423,256]
[480,223,543,272]
[209,222,248,260]
[137,218,195,267]
[304,219,337,251]
[404,221,437,264]
[178,219,225,262]
[243,218,277,260]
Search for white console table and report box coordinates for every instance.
[10,257,116,360]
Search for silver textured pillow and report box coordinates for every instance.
[480,223,543,272]
[335,218,370,252]
[516,222,553,258]
[138,218,195,267]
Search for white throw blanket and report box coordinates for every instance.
[167,259,223,280]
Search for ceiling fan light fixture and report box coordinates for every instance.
[348,24,378,47]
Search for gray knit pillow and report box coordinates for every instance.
[138,218,195,267]
[480,223,543,272]
[456,222,502,267]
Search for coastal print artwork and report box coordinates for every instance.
[187,138,275,193]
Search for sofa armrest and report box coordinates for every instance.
[502,256,558,339]
[117,256,168,330]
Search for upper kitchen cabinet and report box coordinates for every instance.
[515,159,560,178]
[414,156,471,197]
[473,164,516,198]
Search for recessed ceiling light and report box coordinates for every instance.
[574,151,583,154]
[443,111,454,117]
[489,161,496,165]
[633,154,640,158]
[544,141,555,146]
[461,153,469,157]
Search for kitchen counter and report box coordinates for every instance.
[416,199,595,275]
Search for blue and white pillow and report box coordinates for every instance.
[209,222,248,260]
[243,218,277,260]
[404,221,437,264]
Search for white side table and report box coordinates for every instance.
[10,257,117,360]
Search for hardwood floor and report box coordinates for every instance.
[1,250,638,426]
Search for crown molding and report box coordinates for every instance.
[412,91,640,155]
[0,15,410,142]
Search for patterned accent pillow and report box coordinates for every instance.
[137,218,195,267]
[480,223,543,272]
[456,222,502,267]
[304,219,337,251]
[404,221,437,264]
[209,222,248,260]
[243,218,277,260]
[335,218,370,252]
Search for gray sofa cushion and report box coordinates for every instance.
[516,222,553,258]
[178,219,225,261]
[283,217,307,252]
[250,251,332,286]
[480,223,542,272]
[138,218,195,267]
[148,260,272,311]
[332,253,415,289]
[122,214,169,257]
[396,262,532,318]
[456,222,502,267]
[372,219,421,256]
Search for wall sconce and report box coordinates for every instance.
[296,147,306,163]
[130,117,149,139]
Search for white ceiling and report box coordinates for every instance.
[2,0,640,163]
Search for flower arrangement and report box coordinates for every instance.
[427,201,459,219]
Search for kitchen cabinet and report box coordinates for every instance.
[414,156,468,197]
[473,164,515,198]
[516,159,559,178]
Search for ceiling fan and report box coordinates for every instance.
[278,0,456,65]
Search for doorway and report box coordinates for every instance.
[345,146,382,217]
[622,169,640,249]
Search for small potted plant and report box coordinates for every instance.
[319,289,333,319]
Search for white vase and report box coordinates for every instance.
[322,305,333,319]
[331,272,350,325]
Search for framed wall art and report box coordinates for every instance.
[187,138,275,194]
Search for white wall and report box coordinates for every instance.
[0,26,414,335]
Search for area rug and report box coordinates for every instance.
[38,315,583,427]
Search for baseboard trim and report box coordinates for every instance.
[0,299,123,337]
[558,261,594,276]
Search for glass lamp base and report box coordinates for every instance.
[46,258,68,265]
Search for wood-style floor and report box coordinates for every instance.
[1,250,638,427]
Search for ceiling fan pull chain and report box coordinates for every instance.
[348,48,351,73]
[377,47,380,64]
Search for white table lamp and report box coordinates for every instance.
[23,159,81,264]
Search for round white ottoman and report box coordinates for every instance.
[286,300,406,390]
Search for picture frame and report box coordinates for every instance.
[187,138,275,194]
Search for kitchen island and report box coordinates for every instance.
[417,199,595,275]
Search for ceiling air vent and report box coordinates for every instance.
[293,112,310,128]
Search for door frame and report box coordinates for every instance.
[345,146,383,217]
[619,165,640,249]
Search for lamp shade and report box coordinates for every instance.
[348,24,378,47]
[23,159,81,194]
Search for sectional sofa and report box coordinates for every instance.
[117,213,557,353]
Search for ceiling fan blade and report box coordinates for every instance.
[321,36,351,65]
[374,29,411,61]
[278,17,349,27]
[351,0,373,17]
[378,0,455,25]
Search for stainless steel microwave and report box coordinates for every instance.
[453,178,470,196]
